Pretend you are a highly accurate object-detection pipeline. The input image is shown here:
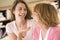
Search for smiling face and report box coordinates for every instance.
[13,3,27,20]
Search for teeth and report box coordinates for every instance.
[18,12,25,16]
[19,15,21,16]
[19,14,24,16]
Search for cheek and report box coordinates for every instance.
[32,13,39,19]
[13,12,19,17]
[25,11,27,16]
[15,10,19,15]
[13,10,17,14]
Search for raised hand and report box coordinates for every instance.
[18,27,30,38]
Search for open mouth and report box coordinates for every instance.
[19,15,22,16]
[19,14,24,17]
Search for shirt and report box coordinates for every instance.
[6,20,36,40]
[39,27,51,40]
[33,25,60,40]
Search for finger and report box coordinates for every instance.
[25,27,31,32]
[22,27,30,38]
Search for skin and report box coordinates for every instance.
[7,3,30,40]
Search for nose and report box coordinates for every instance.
[21,9,25,14]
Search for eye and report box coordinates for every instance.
[24,8,27,11]
[19,8,22,10]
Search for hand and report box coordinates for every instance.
[18,27,30,38]
[31,12,39,22]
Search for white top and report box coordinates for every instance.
[6,20,36,40]
[39,27,51,40]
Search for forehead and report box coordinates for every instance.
[16,3,26,8]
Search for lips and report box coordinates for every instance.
[19,15,22,16]
[19,14,24,17]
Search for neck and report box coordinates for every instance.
[41,25,49,32]
[38,19,49,31]
[36,20,49,31]
[42,22,49,31]
[15,18,26,27]
[41,24,49,40]
[16,18,26,24]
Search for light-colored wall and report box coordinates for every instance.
[28,1,41,12]
[0,0,15,8]
[0,0,43,8]
[0,0,43,10]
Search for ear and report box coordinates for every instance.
[13,9,15,15]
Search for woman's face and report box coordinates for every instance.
[31,12,40,22]
[13,3,27,19]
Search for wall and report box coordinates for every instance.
[0,0,15,8]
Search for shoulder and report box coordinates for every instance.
[50,26,60,39]
[6,21,15,27]
[50,26,60,36]
[6,21,15,33]
[34,27,40,34]
[51,25,60,32]
[32,27,40,40]
[33,27,40,36]
[6,21,15,30]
